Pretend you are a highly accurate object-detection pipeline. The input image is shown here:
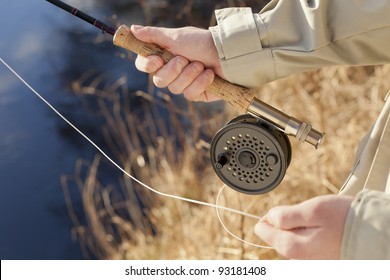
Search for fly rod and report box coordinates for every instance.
[46,0,324,148]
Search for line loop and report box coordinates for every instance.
[0,57,273,251]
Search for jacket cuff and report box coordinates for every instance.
[210,8,262,59]
[209,8,276,88]
[341,189,390,259]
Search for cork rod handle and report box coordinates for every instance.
[113,24,255,113]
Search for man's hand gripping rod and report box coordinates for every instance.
[113,25,324,148]
[46,0,324,148]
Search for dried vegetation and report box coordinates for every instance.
[61,0,390,259]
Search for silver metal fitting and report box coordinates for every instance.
[247,98,324,148]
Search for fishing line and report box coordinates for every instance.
[0,57,272,250]
[216,185,273,249]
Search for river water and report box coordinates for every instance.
[0,0,146,259]
[0,0,268,260]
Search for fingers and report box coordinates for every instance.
[135,55,165,73]
[132,24,173,74]
[253,203,318,259]
[254,220,291,251]
[136,53,216,101]
[168,61,204,94]
[131,25,172,48]
[156,60,215,102]
[152,56,189,87]
[261,204,316,230]
[182,69,215,101]
[130,24,219,102]
[263,195,354,230]
[254,220,281,245]
[254,220,315,259]
[254,195,354,259]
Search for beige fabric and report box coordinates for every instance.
[210,0,390,88]
[342,190,390,259]
[340,97,390,196]
[340,97,390,259]
[209,0,390,259]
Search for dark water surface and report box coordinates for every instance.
[0,0,145,259]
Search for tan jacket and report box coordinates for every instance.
[210,0,390,259]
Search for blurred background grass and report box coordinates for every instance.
[60,0,390,259]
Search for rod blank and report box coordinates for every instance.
[46,0,325,148]
[46,0,116,35]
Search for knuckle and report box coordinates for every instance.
[193,71,214,91]
[135,56,162,73]
[148,59,162,73]
[309,201,327,220]
[142,26,155,41]
[144,63,158,73]
[172,56,188,72]
[276,212,290,227]
[188,62,204,74]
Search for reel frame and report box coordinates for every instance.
[210,114,292,195]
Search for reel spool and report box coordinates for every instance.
[210,114,292,195]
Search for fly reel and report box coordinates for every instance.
[210,114,292,195]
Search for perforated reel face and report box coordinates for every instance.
[210,114,292,195]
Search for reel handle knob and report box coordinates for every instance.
[215,152,230,169]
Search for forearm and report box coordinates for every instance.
[210,0,390,88]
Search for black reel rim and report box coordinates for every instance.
[210,114,292,195]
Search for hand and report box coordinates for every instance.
[131,25,223,102]
[254,195,354,259]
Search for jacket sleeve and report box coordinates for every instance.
[209,0,390,88]
[341,189,390,259]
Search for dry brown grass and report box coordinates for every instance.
[62,64,390,260]
[60,0,390,260]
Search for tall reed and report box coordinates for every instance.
[61,0,390,259]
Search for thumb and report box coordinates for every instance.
[131,25,172,48]
[262,204,313,230]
